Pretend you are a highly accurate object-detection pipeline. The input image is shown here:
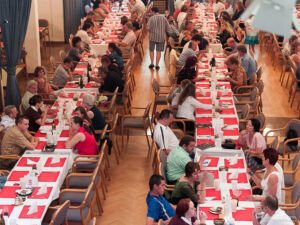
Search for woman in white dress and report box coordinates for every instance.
[246,148,284,203]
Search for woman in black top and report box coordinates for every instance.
[232,1,244,21]
[177,56,198,84]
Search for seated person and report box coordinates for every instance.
[94,2,109,20]
[96,66,124,93]
[68,36,86,63]
[101,54,122,74]
[0,105,18,133]
[167,135,205,184]
[179,21,194,49]
[128,0,145,17]
[167,15,179,41]
[177,56,202,84]
[246,148,284,203]
[82,93,106,131]
[153,109,179,154]
[24,95,50,133]
[225,55,247,92]
[114,22,136,47]
[130,10,139,22]
[108,43,124,71]
[21,80,38,111]
[76,22,94,49]
[224,37,238,55]
[81,11,96,28]
[252,195,293,225]
[132,20,141,38]
[171,162,206,206]
[238,119,266,173]
[120,16,129,38]
[0,116,39,169]
[146,174,175,225]
[53,57,73,88]
[236,44,256,79]
[33,66,56,98]
[177,39,199,67]
[74,106,92,129]
[169,79,191,109]
[169,199,199,225]
[65,116,98,155]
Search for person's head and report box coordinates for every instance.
[82,22,93,33]
[246,118,261,133]
[158,109,173,126]
[149,174,165,195]
[185,161,200,180]
[235,1,244,11]
[108,42,122,56]
[27,80,38,94]
[86,11,95,20]
[191,29,198,36]
[70,116,84,132]
[291,41,300,55]
[176,199,196,219]
[180,79,192,88]
[225,55,240,71]
[72,36,82,48]
[167,15,174,23]
[178,83,196,105]
[131,11,138,20]
[179,135,195,154]
[29,95,43,108]
[185,56,197,68]
[226,38,236,48]
[263,195,279,215]
[262,148,278,167]
[16,115,30,131]
[224,1,230,9]
[130,0,136,5]
[124,22,133,32]
[191,34,202,47]
[101,55,112,68]
[289,35,298,46]
[150,7,159,15]
[121,16,129,26]
[132,21,140,31]
[63,57,73,70]
[74,106,88,119]
[4,105,18,119]
[181,5,188,12]
[33,66,46,78]
[185,21,194,31]
[98,66,109,80]
[237,44,247,57]
[82,93,95,110]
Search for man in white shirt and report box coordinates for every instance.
[128,0,145,16]
[153,109,179,154]
[174,0,185,11]
[252,195,293,225]
[114,22,136,47]
[177,5,188,30]
[224,1,233,16]
[76,23,93,49]
[0,105,18,132]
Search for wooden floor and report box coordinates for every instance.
[17,36,300,225]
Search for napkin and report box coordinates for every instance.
[27,158,37,165]
[199,88,206,96]
[61,89,67,97]
[27,201,38,215]
[228,169,239,179]
[51,157,61,164]
[229,154,238,165]
[37,184,47,195]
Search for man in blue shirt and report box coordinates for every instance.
[237,44,256,79]
[146,174,175,224]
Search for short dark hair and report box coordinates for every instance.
[151,7,159,13]
[132,21,140,31]
[121,16,129,25]
[191,34,202,42]
[179,135,195,147]
[16,115,29,125]
[158,109,172,120]
[264,195,278,211]
[250,118,261,133]
[289,35,298,44]
[181,5,188,12]
[63,56,73,64]
[98,66,108,75]
[29,95,42,106]
[185,56,197,68]
[226,55,239,65]
[101,55,112,64]
[176,199,191,217]
[185,161,200,177]
[237,44,247,54]
[87,11,94,16]
[263,148,278,165]
[149,174,164,191]
[82,22,92,31]
[72,36,82,47]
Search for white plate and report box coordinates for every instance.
[209,207,223,215]
[16,188,32,196]
[45,118,54,123]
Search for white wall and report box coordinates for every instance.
[38,0,64,42]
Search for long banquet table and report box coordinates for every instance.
[193,3,255,224]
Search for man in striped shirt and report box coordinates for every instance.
[147,7,170,70]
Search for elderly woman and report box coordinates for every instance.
[169,199,200,225]
[21,80,38,111]
[246,148,284,203]
[225,55,247,92]
[171,162,206,206]
[238,119,267,173]
[24,95,50,132]
[65,116,98,155]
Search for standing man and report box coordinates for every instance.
[147,7,170,70]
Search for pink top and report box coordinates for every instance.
[245,132,266,151]
[75,127,98,155]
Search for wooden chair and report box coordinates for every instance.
[100,87,118,125]
[158,219,166,225]
[288,66,300,108]
[68,34,74,48]
[89,217,97,225]
[236,103,250,131]
[255,113,267,134]
[59,50,67,63]
[47,200,70,225]
[122,102,152,155]
[170,118,195,136]
[158,162,175,200]
[279,153,300,191]
[49,56,59,72]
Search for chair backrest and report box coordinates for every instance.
[269,136,279,149]
[241,104,250,120]
[158,162,167,181]
[292,153,300,171]
[110,113,119,132]
[256,80,264,96]
[248,72,257,85]
[291,181,300,219]
[49,56,57,71]
[159,150,167,167]
[59,50,66,62]
[69,34,74,48]
[49,200,70,225]
[250,87,258,101]
[143,102,152,119]
[287,120,300,138]
[168,72,176,86]
[255,113,266,131]
[152,78,160,95]
[256,66,262,81]
[39,19,49,27]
